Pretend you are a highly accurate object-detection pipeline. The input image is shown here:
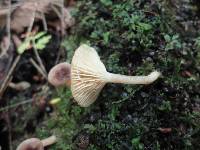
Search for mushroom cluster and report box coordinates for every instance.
[48,44,161,107]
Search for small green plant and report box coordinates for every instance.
[164,34,181,51]
[194,36,200,49]
[100,0,113,6]
[131,137,144,150]
[158,100,172,112]
[17,32,52,54]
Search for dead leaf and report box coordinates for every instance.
[0,36,10,57]
[12,34,22,47]
[158,127,172,133]
[11,0,59,33]
[181,70,192,77]
[9,81,31,91]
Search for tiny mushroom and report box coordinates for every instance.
[71,44,161,107]
[48,62,71,87]
[16,135,56,150]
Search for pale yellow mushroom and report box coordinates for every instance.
[16,135,56,150]
[71,44,161,107]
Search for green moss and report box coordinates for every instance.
[36,89,88,149]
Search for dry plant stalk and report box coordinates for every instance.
[71,44,161,107]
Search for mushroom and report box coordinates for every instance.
[71,44,161,107]
[48,62,71,87]
[16,135,56,150]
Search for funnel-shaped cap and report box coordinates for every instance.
[71,44,108,107]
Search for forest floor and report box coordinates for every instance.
[0,0,200,150]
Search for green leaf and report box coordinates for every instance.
[33,32,46,40]
[132,137,140,146]
[103,32,110,44]
[34,35,51,50]
[164,34,171,42]
[138,22,152,31]
[84,124,96,133]
[17,39,31,54]
[100,0,112,6]
[158,100,172,112]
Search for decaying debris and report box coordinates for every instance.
[0,36,10,57]
[158,127,172,134]
[0,36,14,87]
[8,81,30,91]
[0,0,75,33]
[71,44,161,107]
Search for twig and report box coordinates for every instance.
[33,46,47,75]
[0,1,37,97]
[29,58,47,80]
[0,3,21,15]
[28,4,48,78]
[51,1,65,35]
[7,111,12,150]
[54,47,62,65]
[5,0,11,52]
[61,0,65,36]
[0,99,33,112]
[26,4,36,37]
[50,4,62,20]
[41,12,48,31]
[0,77,13,98]
[29,7,47,75]
[0,55,21,98]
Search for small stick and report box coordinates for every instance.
[0,3,21,15]
[0,1,36,97]
[61,0,65,36]
[0,99,33,112]
[29,58,47,80]
[54,47,62,65]
[7,111,13,150]
[41,12,48,31]
[0,77,13,98]
[5,0,11,52]
[29,7,47,74]
[33,46,47,75]
[0,55,21,98]
[50,4,62,20]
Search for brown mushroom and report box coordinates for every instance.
[16,135,56,150]
[48,62,71,87]
[71,44,161,107]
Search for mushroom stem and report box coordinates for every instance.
[41,135,57,147]
[107,71,160,85]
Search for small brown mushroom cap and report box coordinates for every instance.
[48,62,71,87]
[16,138,43,150]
